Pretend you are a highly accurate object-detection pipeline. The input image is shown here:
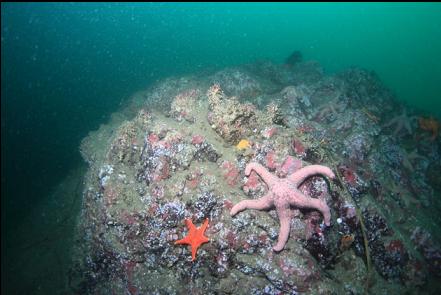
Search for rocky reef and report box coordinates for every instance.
[70,58,441,294]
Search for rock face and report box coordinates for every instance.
[71,60,441,294]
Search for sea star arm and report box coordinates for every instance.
[329,104,338,117]
[393,121,405,136]
[404,120,412,135]
[273,203,292,252]
[175,237,190,245]
[175,219,196,245]
[287,190,331,226]
[191,247,197,261]
[245,162,278,187]
[185,219,196,231]
[230,193,273,216]
[200,218,209,233]
[288,165,335,185]
[199,218,210,244]
[315,105,328,119]
[383,117,398,128]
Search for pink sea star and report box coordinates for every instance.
[313,94,345,121]
[382,109,416,137]
[230,162,335,252]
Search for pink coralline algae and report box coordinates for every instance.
[191,134,205,145]
[243,171,264,194]
[387,240,406,256]
[148,133,159,143]
[411,227,441,276]
[278,155,302,177]
[185,171,201,190]
[222,161,240,187]
[339,166,357,185]
[262,127,278,139]
[265,150,278,171]
[230,162,334,251]
[152,157,170,182]
[292,138,306,156]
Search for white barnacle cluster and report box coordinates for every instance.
[98,164,114,188]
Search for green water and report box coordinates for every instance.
[2,2,441,294]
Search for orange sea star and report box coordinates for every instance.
[175,218,209,261]
[419,116,439,141]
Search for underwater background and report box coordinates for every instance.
[2,2,441,294]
